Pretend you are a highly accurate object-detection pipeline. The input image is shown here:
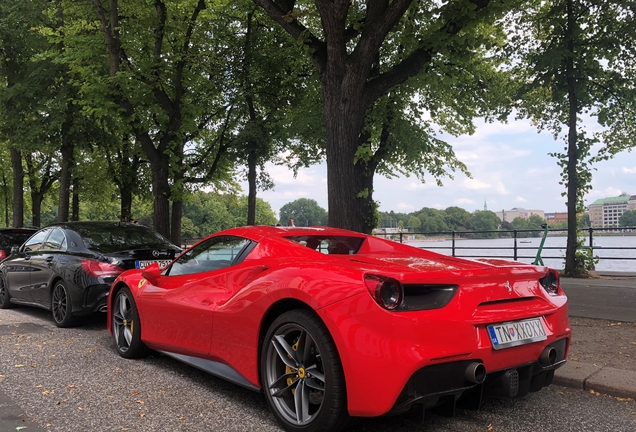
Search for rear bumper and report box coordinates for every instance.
[389,338,568,415]
[72,283,110,316]
[318,292,571,417]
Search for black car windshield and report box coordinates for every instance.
[285,235,365,255]
[75,224,175,253]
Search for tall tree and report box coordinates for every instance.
[253,0,514,233]
[510,0,636,275]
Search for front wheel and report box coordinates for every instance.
[51,280,76,328]
[261,309,351,432]
[112,287,149,359]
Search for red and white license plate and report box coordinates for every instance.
[487,318,547,350]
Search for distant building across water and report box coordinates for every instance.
[495,208,545,223]
[589,193,636,228]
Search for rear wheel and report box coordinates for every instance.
[51,280,76,328]
[0,275,13,309]
[112,287,149,358]
[261,309,351,432]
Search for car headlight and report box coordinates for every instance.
[539,270,560,295]
[364,274,403,310]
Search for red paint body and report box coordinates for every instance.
[107,226,571,417]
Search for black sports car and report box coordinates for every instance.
[0,227,38,261]
[0,221,180,327]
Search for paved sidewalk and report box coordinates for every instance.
[554,275,636,400]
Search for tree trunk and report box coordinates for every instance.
[120,187,132,222]
[247,150,257,225]
[58,138,73,222]
[322,71,371,232]
[10,147,24,228]
[2,171,8,226]
[31,192,43,228]
[564,0,579,275]
[171,200,182,246]
[72,177,80,221]
[151,160,171,237]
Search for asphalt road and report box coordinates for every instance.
[561,277,636,322]
[1,307,635,432]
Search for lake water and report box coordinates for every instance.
[403,235,636,272]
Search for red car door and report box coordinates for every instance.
[137,235,255,357]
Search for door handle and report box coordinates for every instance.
[46,256,54,262]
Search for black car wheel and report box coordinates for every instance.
[51,280,76,328]
[0,275,13,309]
[112,287,149,359]
[261,309,351,432]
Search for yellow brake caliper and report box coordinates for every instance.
[286,339,300,394]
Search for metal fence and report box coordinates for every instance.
[374,226,636,264]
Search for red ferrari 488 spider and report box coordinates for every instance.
[107,226,571,432]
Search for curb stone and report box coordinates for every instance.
[554,362,636,399]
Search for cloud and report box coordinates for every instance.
[623,167,636,174]
[586,187,623,200]
[396,203,416,211]
[463,179,491,190]
[454,198,476,205]
[515,196,528,203]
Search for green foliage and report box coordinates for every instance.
[620,210,636,227]
[466,210,501,238]
[278,198,328,227]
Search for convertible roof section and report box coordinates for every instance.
[218,225,365,243]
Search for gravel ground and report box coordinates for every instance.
[1,308,635,432]
[567,317,636,370]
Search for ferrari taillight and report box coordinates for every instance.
[364,274,403,310]
[0,250,5,260]
[82,259,124,278]
[539,270,560,296]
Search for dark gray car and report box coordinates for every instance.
[0,221,181,327]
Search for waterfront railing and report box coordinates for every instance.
[374,226,636,266]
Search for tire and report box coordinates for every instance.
[112,287,149,359]
[0,275,13,309]
[51,280,76,328]
[261,309,351,432]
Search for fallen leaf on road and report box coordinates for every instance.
[179,416,185,421]
[15,364,25,368]
[615,397,634,402]
[570,357,579,361]
[487,424,493,431]
[136,400,144,405]
[68,384,75,389]
[589,390,601,396]
[139,413,146,418]
[36,385,43,389]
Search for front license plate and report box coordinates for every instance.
[487,318,547,350]
[135,260,172,270]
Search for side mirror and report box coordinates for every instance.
[141,262,162,280]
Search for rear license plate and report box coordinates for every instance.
[135,260,172,270]
[487,318,546,350]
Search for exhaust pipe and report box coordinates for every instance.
[465,362,486,384]
[539,346,557,367]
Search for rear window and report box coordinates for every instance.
[76,225,176,253]
[285,235,365,255]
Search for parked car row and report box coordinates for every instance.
[0,223,571,432]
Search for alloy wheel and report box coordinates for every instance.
[264,323,326,426]
[112,291,134,352]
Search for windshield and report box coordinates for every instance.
[0,231,36,247]
[76,224,176,253]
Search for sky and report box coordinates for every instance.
[241,117,636,218]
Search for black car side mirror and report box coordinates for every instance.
[141,262,162,281]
